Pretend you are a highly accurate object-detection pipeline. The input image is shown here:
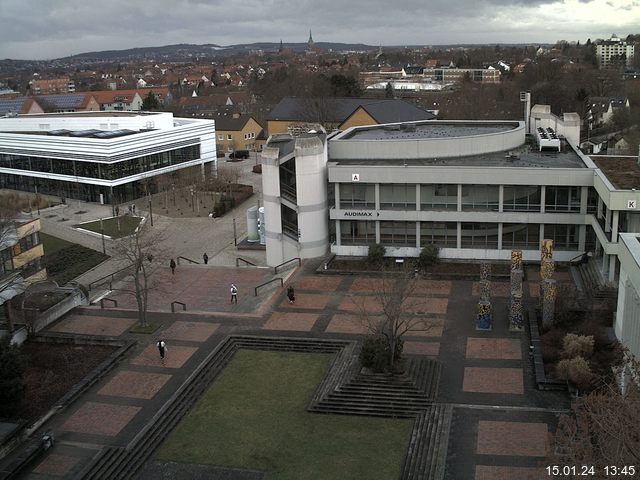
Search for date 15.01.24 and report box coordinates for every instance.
[546,465,636,476]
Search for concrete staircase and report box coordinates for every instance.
[400,404,453,480]
[571,260,617,302]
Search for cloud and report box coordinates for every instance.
[0,0,637,59]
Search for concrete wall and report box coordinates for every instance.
[615,233,640,358]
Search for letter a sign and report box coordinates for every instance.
[351,173,360,182]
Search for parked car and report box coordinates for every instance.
[228,150,250,160]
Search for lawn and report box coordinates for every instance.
[75,215,142,238]
[40,233,109,285]
[156,350,413,480]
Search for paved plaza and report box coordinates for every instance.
[9,260,572,480]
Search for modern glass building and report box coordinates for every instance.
[0,111,216,203]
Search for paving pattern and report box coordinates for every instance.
[13,262,570,479]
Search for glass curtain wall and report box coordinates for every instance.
[461,223,500,248]
[379,184,416,210]
[461,185,499,211]
[420,184,457,210]
[340,220,376,245]
[339,184,375,209]
[503,186,542,211]
[380,221,416,246]
[420,222,457,247]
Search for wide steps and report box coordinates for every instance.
[401,404,453,480]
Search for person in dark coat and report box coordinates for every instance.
[287,285,295,304]
[203,253,209,264]
[169,258,176,274]
[157,340,167,364]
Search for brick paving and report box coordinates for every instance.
[12,261,571,479]
[62,402,141,436]
[97,371,172,399]
[161,320,220,342]
[462,367,524,394]
[476,421,549,457]
[471,281,512,297]
[49,314,136,336]
[475,465,546,480]
[263,311,320,331]
[32,454,80,476]
[130,344,198,369]
[466,338,522,360]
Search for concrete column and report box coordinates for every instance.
[415,184,420,211]
[497,223,503,250]
[416,221,420,248]
[605,207,611,233]
[335,219,341,246]
[375,184,380,210]
[539,224,545,248]
[580,186,588,214]
[498,185,504,213]
[375,220,380,244]
[602,252,609,273]
[609,255,617,282]
[597,197,603,219]
[457,222,461,249]
[612,210,619,242]
[457,184,462,212]
[334,183,340,210]
[578,224,586,252]
[540,185,546,213]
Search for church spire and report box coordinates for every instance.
[308,30,314,48]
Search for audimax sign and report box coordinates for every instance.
[343,211,380,217]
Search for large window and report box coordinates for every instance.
[379,184,416,210]
[281,204,298,240]
[502,223,540,249]
[461,223,499,249]
[420,184,457,210]
[340,220,376,245]
[545,186,581,212]
[544,224,579,250]
[420,222,457,247]
[380,221,416,246]
[503,186,541,212]
[461,185,499,211]
[339,183,375,209]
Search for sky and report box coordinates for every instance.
[0,0,639,60]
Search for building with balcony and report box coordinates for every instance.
[596,34,636,67]
[0,111,216,203]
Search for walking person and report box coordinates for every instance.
[287,285,295,304]
[230,283,238,304]
[157,339,167,365]
[203,252,209,265]
[169,258,176,275]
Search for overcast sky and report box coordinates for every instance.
[0,0,638,60]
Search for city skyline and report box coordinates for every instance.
[0,0,638,60]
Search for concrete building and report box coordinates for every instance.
[0,217,46,286]
[215,114,263,153]
[596,34,636,67]
[0,111,216,203]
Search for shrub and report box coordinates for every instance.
[417,244,439,270]
[360,335,404,373]
[562,333,595,359]
[556,356,595,391]
[367,244,386,269]
[0,338,26,417]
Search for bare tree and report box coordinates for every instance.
[112,220,168,327]
[352,272,436,370]
[0,203,27,334]
[551,350,640,473]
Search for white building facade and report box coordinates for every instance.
[0,111,216,203]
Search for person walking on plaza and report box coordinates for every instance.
[169,258,176,275]
[203,253,209,265]
[287,285,295,304]
[230,283,238,304]
[157,339,167,365]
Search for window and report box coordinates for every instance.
[380,221,415,246]
[218,135,224,141]
[545,186,581,212]
[503,186,541,212]
[420,222,457,247]
[227,134,233,140]
[544,224,579,250]
[340,220,376,245]
[461,223,499,249]
[339,184,375,209]
[420,184,457,210]
[461,185,499,211]
[379,184,416,210]
[502,223,539,249]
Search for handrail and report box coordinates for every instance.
[254,277,283,296]
[89,265,131,291]
[274,257,301,274]
[236,257,257,267]
[177,256,200,265]
[171,301,187,312]
[100,298,118,309]
[569,252,589,264]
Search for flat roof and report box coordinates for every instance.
[13,111,162,118]
[340,121,519,141]
[592,156,640,189]
[331,139,586,169]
